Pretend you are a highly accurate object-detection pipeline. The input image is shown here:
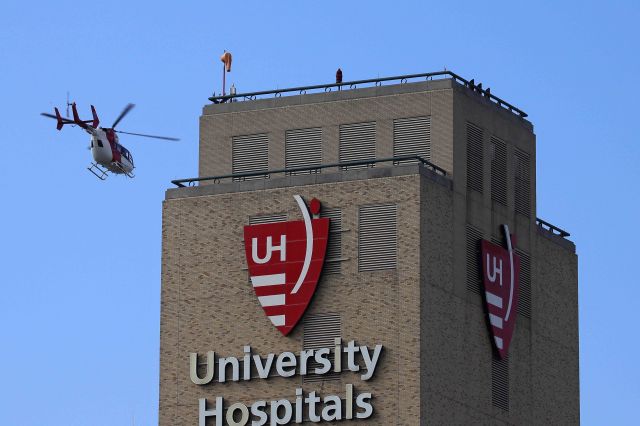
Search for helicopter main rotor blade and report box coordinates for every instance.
[114,130,180,141]
[111,103,135,129]
[41,112,73,122]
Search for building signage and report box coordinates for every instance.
[481,224,520,359]
[191,342,384,425]
[243,195,329,336]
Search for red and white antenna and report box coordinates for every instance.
[220,50,232,96]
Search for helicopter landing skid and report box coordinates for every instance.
[112,162,135,178]
[87,162,108,180]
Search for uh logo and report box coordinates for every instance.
[243,195,329,336]
[481,224,521,359]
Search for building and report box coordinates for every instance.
[159,71,579,425]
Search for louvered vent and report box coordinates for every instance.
[492,355,509,411]
[339,122,376,169]
[249,213,287,225]
[358,204,397,272]
[466,225,483,294]
[393,116,431,163]
[321,208,343,275]
[467,123,484,192]
[303,313,341,383]
[490,137,507,206]
[514,149,531,217]
[232,133,268,181]
[286,127,322,174]
[516,250,531,318]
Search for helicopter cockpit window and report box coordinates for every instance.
[96,139,104,147]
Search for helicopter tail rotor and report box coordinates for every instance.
[90,105,99,128]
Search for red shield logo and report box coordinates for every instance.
[481,224,520,359]
[244,196,329,336]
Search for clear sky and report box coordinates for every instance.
[0,1,638,424]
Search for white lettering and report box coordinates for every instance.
[250,401,268,426]
[252,235,286,264]
[226,402,249,426]
[360,344,383,380]
[270,399,292,425]
[199,397,222,426]
[321,395,342,421]
[486,253,503,285]
[355,393,373,419]
[275,352,296,377]
[313,348,331,375]
[190,351,215,385]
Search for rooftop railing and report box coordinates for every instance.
[536,218,570,238]
[171,155,446,188]
[209,70,528,118]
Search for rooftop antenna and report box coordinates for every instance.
[220,50,232,96]
[66,91,72,118]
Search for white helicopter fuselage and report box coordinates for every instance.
[89,128,134,175]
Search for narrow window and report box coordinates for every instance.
[490,136,507,206]
[492,355,509,411]
[514,149,531,217]
[321,208,343,274]
[466,225,484,294]
[358,204,397,272]
[466,123,483,192]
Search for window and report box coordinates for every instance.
[339,122,376,169]
[303,313,341,383]
[358,204,397,272]
[492,355,509,411]
[97,139,104,148]
[466,123,483,192]
[321,208,343,274]
[285,127,322,174]
[466,225,483,294]
[514,149,531,217]
[490,137,507,206]
[232,133,269,181]
[393,116,431,163]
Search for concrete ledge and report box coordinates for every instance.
[536,226,576,253]
[165,164,452,200]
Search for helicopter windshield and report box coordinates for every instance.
[119,145,134,165]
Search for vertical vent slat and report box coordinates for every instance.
[286,127,322,174]
[358,204,397,272]
[232,133,269,181]
[516,249,532,318]
[515,149,531,217]
[490,136,508,206]
[321,208,343,275]
[492,356,509,411]
[303,313,341,383]
[339,122,376,169]
[393,116,431,163]
[466,225,484,294]
[467,123,484,192]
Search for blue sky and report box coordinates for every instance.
[0,1,638,424]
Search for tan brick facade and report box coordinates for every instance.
[160,79,579,425]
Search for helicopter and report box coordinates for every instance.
[41,102,179,180]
